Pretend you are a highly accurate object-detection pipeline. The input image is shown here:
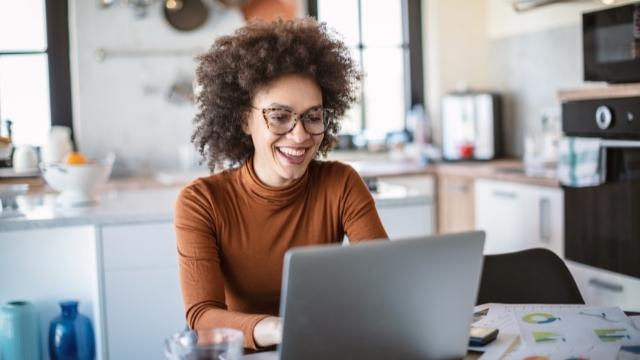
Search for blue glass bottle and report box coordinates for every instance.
[48,301,95,360]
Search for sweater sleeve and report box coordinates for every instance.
[339,165,389,242]
[174,182,270,350]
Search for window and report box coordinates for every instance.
[0,0,72,147]
[309,0,424,138]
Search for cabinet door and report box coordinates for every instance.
[377,203,433,240]
[437,174,475,234]
[519,185,564,257]
[375,175,435,240]
[474,179,525,254]
[568,261,640,312]
[475,179,564,256]
[100,222,185,359]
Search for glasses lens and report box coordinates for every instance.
[264,108,294,134]
[302,108,326,134]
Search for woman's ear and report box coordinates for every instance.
[242,115,251,135]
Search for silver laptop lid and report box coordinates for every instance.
[278,231,485,360]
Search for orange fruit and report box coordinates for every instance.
[65,151,88,165]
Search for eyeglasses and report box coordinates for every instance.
[251,106,330,136]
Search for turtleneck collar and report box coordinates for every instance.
[239,156,311,208]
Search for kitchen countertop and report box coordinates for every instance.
[0,177,432,232]
[431,160,560,188]
[341,158,559,188]
[0,157,560,232]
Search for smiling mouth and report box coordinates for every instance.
[276,146,308,165]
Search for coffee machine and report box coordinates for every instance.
[441,91,502,161]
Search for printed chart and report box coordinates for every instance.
[515,307,640,349]
[474,304,640,360]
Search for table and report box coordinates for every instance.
[242,350,482,359]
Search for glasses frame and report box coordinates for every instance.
[251,106,330,136]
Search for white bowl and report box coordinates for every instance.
[40,154,115,207]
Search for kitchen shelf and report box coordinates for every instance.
[558,83,640,102]
[94,47,204,62]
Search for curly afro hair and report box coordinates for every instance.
[192,17,361,171]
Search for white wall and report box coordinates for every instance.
[423,0,489,146]
[423,0,635,153]
[68,1,245,176]
[487,0,635,39]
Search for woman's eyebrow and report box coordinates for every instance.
[267,103,322,112]
[267,102,293,109]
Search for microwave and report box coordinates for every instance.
[583,2,640,83]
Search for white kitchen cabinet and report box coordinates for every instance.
[375,175,434,240]
[474,179,563,255]
[567,261,640,312]
[100,222,184,359]
[376,201,433,240]
[0,226,102,360]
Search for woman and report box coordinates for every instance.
[174,17,388,351]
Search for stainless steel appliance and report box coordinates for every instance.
[441,92,502,161]
[583,2,640,83]
[562,95,640,278]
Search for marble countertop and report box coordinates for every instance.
[0,178,432,232]
[0,156,560,232]
[431,160,560,188]
[0,187,181,231]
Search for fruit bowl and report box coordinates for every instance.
[40,153,115,207]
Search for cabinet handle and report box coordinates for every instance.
[492,190,517,199]
[588,278,624,293]
[447,184,468,193]
[539,197,551,243]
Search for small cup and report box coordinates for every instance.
[12,145,38,173]
[164,327,243,360]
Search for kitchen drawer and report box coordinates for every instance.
[567,260,640,312]
[377,203,433,240]
[101,222,177,270]
[380,175,434,194]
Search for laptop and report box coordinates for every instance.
[276,231,486,360]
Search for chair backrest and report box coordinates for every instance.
[476,248,584,305]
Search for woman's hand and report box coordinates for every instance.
[253,316,283,348]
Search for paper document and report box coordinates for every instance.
[473,304,640,360]
[503,344,621,360]
[515,307,640,349]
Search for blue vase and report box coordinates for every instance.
[0,300,43,360]
[48,301,95,360]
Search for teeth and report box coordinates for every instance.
[278,147,306,157]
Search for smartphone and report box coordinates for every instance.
[469,326,499,347]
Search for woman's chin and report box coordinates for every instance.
[276,167,305,183]
[274,161,310,184]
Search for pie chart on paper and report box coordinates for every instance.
[522,312,561,324]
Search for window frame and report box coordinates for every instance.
[308,0,424,132]
[46,0,73,134]
[0,0,73,142]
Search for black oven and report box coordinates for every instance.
[583,2,640,83]
[562,96,640,278]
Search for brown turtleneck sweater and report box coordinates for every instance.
[174,159,387,349]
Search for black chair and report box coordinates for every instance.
[476,248,585,305]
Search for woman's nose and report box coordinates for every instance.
[287,120,312,142]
